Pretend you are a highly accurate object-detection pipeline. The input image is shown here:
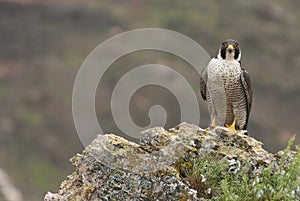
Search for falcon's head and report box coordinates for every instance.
[217,39,241,62]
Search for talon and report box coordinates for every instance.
[210,117,217,128]
[226,118,237,132]
[206,117,217,130]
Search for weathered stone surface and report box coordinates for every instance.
[44,123,287,201]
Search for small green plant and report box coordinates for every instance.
[180,136,300,200]
[182,154,228,199]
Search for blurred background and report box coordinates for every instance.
[0,0,299,200]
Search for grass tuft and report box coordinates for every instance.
[180,136,300,200]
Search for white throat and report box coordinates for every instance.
[217,50,241,62]
[226,52,235,61]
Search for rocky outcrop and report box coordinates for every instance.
[44,123,298,201]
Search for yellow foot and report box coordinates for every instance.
[206,117,217,130]
[225,118,237,132]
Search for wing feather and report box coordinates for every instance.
[240,68,253,129]
[200,67,208,101]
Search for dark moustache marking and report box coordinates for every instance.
[220,44,226,59]
[234,46,240,60]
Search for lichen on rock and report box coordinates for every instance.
[44,123,299,201]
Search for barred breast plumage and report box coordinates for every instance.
[206,58,247,129]
[200,39,253,132]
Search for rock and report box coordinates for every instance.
[44,123,298,201]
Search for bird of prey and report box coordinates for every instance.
[200,39,253,132]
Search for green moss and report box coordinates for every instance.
[145,189,151,196]
[84,186,95,199]
[178,194,189,201]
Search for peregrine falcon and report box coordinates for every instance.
[200,39,253,132]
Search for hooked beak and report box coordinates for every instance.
[227,44,234,53]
